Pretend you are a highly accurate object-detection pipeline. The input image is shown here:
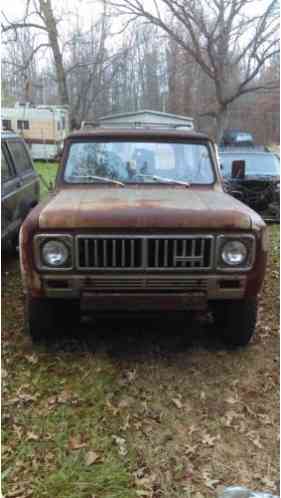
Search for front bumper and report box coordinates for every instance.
[41,274,247,310]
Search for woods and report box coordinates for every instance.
[1,0,280,141]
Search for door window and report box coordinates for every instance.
[6,141,33,174]
[1,148,15,183]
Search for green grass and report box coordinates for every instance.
[34,161,59,198]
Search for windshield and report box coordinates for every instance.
[220,153,280,178]
[64,141,215,184]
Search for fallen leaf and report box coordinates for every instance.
[112,435,127,456]
[106,399,119,416]
[69,436,87,450]
[172,398,183,409]
[85,450,101,466]
[202,470,220,489]
[226,395,239,404]
[126,369,137,382]
[247,431,263,449]
[27,431,39,441]
[184,443,198,456]
[26,354,38,364]
[202,432,218,447]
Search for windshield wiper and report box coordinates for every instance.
[136,174,190,187]
[69,175,125,186]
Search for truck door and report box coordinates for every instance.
[1,144,20,240]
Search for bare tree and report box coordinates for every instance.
[2,0,69,106]
[107,0,280,141]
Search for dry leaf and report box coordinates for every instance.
[26,354,38,364]
[112,435,127,456]
[27,431,39,441]
[106,399,119,416]
[172,398,183,409]
[202,432,218,446]
[226,395,239,404]
[184,443,198,456]
[85,450,100,466]
[69,436,87,450]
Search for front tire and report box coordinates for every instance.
[25,296,80,342]
[212,298,258,347]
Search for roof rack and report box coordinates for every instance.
[80,120,193,130]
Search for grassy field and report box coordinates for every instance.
[34,161,59,198]
[2,168,280,497]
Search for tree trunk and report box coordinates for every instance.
[39,0,69,106]
[215,106,229,144]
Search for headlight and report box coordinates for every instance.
[42,240,69,267]
[221,240,248,266]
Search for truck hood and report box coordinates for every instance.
[39,187,255,230]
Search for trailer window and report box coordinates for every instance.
[17,120,29,130]
[2,119,12,130]
[7,141,33,174]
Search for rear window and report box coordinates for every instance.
[6,141,33,174]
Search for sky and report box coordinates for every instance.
[2,0,271,24]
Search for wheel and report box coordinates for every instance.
[212,298,258,347]
[25,296,80,342]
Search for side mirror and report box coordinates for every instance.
[231,160,245,179]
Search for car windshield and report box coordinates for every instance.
[220,153,280,178]
[64,141,215,184]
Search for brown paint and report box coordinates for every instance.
[20,129,268,303]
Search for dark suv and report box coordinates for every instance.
[2,131,40,250]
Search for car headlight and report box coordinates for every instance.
[221,240,248,266]
[42,240,69,267]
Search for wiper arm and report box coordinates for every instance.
[69,175,125,186]
[136,174,190,187]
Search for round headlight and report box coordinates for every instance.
[221,240,248,266]
[42,240,69,267]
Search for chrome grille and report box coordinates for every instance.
[76,235,213,271]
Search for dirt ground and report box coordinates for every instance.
[2,225,279,498]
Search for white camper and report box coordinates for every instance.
[1,103,70,160]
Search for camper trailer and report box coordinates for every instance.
[82,109,194,130]
[1,103,69,160]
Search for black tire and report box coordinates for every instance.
[212,298,257,347]
[25,296,80,342]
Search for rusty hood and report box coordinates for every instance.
[38,187,254,230]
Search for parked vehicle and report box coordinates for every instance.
[2,130,40,250]
[1,103,69,160]
[219,147,280,222]
[221,129,254,147]
[19,114,268,347]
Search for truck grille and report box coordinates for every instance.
[84,277,208,291]
[76,235,214,271]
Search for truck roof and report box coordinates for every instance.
[68,128,209,141]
